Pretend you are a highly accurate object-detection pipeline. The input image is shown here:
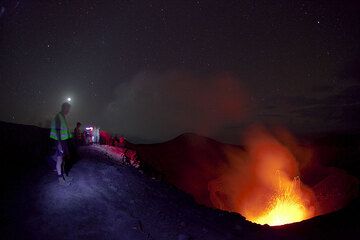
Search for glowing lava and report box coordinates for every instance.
[248,175,312,226]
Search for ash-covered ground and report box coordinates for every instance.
[0,121,359,240]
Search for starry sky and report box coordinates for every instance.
[0,0,360,143]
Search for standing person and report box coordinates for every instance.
[93,126,100,144]
[50,102,73,185]
[73,122,82,146]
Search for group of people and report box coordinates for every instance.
[49,102,134,186]
[49,102,101,186]
[73,123,100,146]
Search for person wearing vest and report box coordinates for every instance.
[50,102,73,186]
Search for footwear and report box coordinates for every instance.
[64,175,73,182]
[58,177,71,186]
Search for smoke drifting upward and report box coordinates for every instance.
[105,71,249,141]
[209,125,316,225]
[135,123,358,226]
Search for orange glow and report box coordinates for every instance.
[247,175,312,226]
[208,125,315,226]
[137,125,358,227]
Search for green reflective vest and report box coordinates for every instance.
[50,113,72,140]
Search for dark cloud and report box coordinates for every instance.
[311,85,334,93]
[339,54,360,83]
[103,71,249,141]
[288,85,360,131]
[251,84,360,134]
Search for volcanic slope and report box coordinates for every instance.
[0,121,359,240]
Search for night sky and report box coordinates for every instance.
[1,0,360,143]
